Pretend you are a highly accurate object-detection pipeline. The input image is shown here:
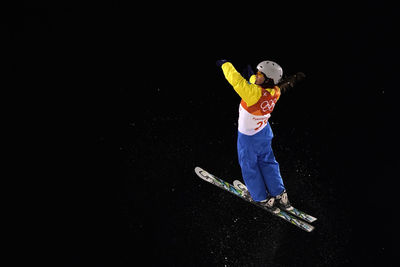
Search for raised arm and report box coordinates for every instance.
[219,62,261,107]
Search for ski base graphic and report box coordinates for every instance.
[195,167,315,232]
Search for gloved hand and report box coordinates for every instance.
[242,64,254,80]
[216,59,228,67]
[278,72,306,92]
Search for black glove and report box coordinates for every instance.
[216,59,228,67]
[242,64,254,80]
[278,72,306,92]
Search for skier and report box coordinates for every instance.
[216,59,305,213]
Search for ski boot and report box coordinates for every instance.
[276,190,293,211]
[260,197,280,214]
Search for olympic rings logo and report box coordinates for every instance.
[260,99,276,113]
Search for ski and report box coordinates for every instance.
[233,180,317,223]
[195,167,315,232]
[285,207,317,223]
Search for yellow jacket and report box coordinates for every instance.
[221,62,279,106]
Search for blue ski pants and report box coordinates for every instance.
[237,123,285,202]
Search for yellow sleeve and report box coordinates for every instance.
[221,62,261,106]
[249,74,256,84]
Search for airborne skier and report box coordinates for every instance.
[216,59,305,213]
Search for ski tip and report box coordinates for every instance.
[232,180,241,187]
[194,166,204,175]
[194,166,207,176]
[233,180,248,191]
[194,167,215,183]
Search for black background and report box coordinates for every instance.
[13,1,396,266]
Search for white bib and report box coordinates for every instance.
[238,103,271,136]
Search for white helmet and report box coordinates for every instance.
[256,61,283,84]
